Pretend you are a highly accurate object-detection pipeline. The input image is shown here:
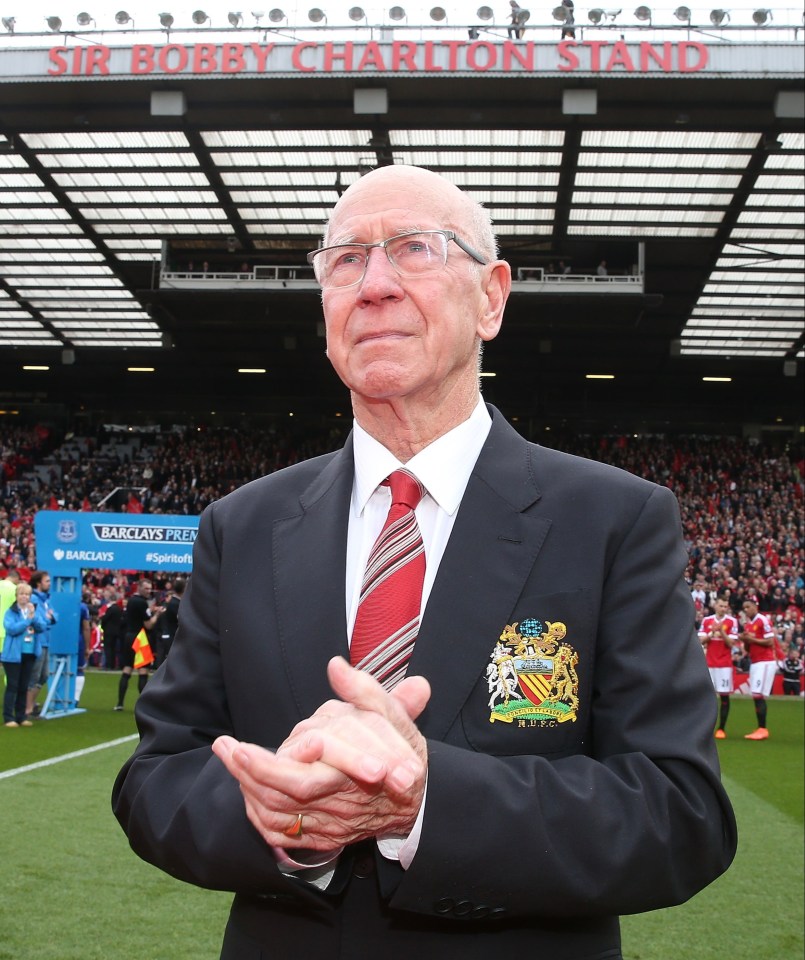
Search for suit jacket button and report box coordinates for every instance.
[471,905,490,919]
[434,898,454,915]
[352,854,374,878]
[489,907,507,919]
[453,901,473,917]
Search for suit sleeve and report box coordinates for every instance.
[111,503,322,905]
[391,485,737,919]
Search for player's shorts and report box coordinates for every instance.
[121,636,136,669]
[708,666,733,694]
[749,660,776,697]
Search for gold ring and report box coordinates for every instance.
[282,813,304,839]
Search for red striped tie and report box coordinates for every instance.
[351,470,426,690]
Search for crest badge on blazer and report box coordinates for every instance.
[487,618,579,726]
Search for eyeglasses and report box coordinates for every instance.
[306,230,488,288]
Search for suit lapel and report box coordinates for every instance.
[272,438,355,719]
[409,412,551,740]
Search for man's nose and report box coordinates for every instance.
[357,246,402,296]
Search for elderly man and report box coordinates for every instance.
[114,165,736,959]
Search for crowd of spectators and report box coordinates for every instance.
[2,422,803,667]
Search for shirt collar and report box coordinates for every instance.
[352,397,492,516]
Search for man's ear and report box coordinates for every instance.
[477,261,511,343]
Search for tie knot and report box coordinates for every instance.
[386,470,425,511]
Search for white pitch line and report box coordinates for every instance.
[0,733,139,781]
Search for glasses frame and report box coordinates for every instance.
[306,229,489,288]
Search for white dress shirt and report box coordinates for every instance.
[279,398,492,885]
[347,397,492,633]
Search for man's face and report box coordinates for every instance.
[139,581,152,598]
[320,169,508,410]
[743,601,757,618]
[714,599,729,617]
[40,573,51,592]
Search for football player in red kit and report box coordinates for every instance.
[699,597,739,739]
[739,598,777,740]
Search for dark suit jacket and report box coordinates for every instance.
[113,406,737,960]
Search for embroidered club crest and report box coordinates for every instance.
[487,618,579,725]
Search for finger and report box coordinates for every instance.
[328,657,431,722]
[282,708,419,785]
[328,656,428,749]
[230,741,353,805]
[327,656,393,712]
[327,659,427,793]
[390,675,431,721]
[212,734,248,778]
[280,728,388,783]
[280,709,406,772]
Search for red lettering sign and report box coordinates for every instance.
[42,39,710,79]
[357,42,385,71]
[249,42,274,71]
[558,40,580,71]
[47,46,68,76]
[85,45,110,76]
[292,41,316,72]
[193,43,217,73]
[392,40,417,71]
[467,41,495,72]
[160,44,188,73]
[131,44,155,74]
[679,41,708,72]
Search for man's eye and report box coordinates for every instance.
[398,239,429,256]
[333,249,364,267]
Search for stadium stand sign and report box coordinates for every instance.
[32,510,197,720]
[0,40,802,80]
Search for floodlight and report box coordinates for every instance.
[267,8,285,21]
[308,7,325,21]
[477,5,493,18]
[228,11,243,26]
[389,5,406,19]
[673,4,691,19]
[752,7,771,23]
[46,15,62,30]
[709,7,729,23]
[192,9,210,24]
[429,6,447,20]
[1,15,14,31]
[349,5,365,19]
[252,9,265,21]
[159,12,174,27]
[115,10,133,24]
[77,11,94,26]
[552,4,568,19]
[605,8,621,18]
[634,5,651,20]
[588,7,603,21]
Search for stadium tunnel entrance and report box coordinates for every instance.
[33,511,197,718]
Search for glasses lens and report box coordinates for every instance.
[387,232,447,276]
[313,232,449,287]
[316,245,366,287]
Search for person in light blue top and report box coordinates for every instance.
[3,581,47,727]
[27,569,58,720]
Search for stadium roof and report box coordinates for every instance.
[0,19,803,432]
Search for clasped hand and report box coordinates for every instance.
[212,656,431,852]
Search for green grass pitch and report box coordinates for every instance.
[0,672,802,960]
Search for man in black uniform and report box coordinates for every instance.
[101,590,124,670]
[157,577,186,667]
[115,579,164,711]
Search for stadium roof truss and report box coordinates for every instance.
[0,33,802,425]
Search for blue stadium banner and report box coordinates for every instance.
[35,510,198,578]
